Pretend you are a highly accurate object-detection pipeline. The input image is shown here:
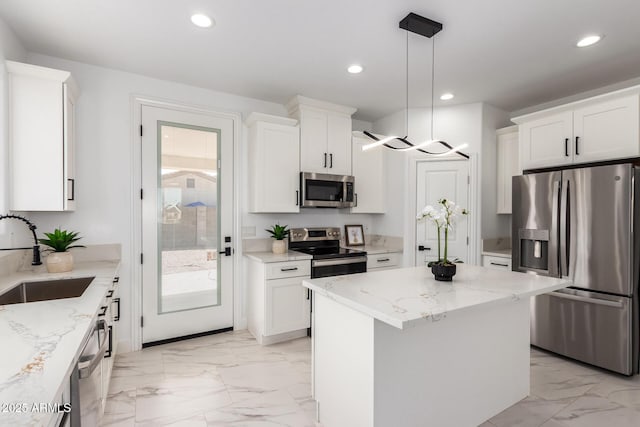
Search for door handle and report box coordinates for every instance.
[418,245,431,251]
[296,190,299,206]
[490,262,509,267]
[78,320,109,379]
[575,136,580,155]
[324,153,327,168]
[564,138,569,157]
[67,178,75,201]
[219,247,232,256]
[355,193,358,207]
[559,180,569,276]
[105,325,113,358]
[329,153,333,168]
[113,298,121,321]
[550,291,623,308]
[98,305,108,317]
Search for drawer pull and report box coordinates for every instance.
[281,267,299,272]
[98,305,108,316]
[490,262,509,267]
[377,258,390,262]
[106,290,114,298]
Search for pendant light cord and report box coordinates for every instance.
[430,36,435,140]
[406,31,409,139]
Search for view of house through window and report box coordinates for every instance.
[158,122,220,312]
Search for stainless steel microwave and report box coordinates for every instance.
[300,172,355,208]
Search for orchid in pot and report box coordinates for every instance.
[417,199,469,281]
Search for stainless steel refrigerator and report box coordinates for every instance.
[512,162,639,375]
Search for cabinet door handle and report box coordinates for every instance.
[113,298,121,321]
[281,267,298,272]
[104,325,113,358]
[67,178,75,201]
[575,136,580,155]
[377,258,390,262]
[306,289,310,300]
[564,138,569,157]
[355,193,358,207]
[296,190,299,206]
[98,305,108,317]
[106,290,114,298]
[113,277,120,283]
[329,153,333,168]
[324,153,327,168]
[490,262,509,267]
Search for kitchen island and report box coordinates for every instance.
[302,264,569,427]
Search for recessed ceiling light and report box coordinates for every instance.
[347,64,364,74]
[191,13,213,28]
[440,93,454,101]
[576,35,602,48]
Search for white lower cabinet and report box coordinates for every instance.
[266,277,311,335]
[482,255,512,271]
[366,252,402,271]
[247,258,311,345]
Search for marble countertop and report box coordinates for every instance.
[244,251,312,263]
[303,264,569,330]
[0,261,120,426]
[481,249,512,259]
[342,245,402,255]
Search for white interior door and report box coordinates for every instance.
[415,160,470,266]
[141,105,234,343]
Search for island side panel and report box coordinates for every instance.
[373,298,531,427]
[313,293,375,427]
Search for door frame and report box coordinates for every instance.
[130,95,242,351]
[405,153,480,268]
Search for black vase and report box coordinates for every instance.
[431,263,457,282]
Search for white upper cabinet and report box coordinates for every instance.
[351,133,386,213]
[246,113,300,213]
[515,91,640,170]
[572,95,639,163]
[519,111,573,170]
[496,126,519,214]
[287,95,356,175]
[7,61,78,211]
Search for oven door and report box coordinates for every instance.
[311,256,367,278]
[300,172,354,208]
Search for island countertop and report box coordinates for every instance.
[303,264,569,330]
[0,260,120,426]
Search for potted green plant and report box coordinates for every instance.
[417,199,468,281]
[38,228,85,273]
[266,224,290,254]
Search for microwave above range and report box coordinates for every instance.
[300,172,355,208]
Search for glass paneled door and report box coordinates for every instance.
[141,105,234,343]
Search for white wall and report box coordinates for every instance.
[0,16,27,246]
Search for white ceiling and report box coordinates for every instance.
[1,0,640,121]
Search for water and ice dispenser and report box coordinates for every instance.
[518,229,549,273]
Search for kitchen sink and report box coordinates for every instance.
[0,277,95,305]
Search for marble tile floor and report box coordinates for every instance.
[101,330,640,427]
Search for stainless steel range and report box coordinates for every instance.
[289,227,367,278]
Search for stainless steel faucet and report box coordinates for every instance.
[0,214,42,265]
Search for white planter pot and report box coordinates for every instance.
[272,240,286,254]
[46,251,74,273]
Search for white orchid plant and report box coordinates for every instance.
[416,199,469,265]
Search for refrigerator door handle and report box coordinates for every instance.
[549,290,624,308]
[560,180,569,277]
[550,180,561,276]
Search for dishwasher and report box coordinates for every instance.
[69,318,109,426]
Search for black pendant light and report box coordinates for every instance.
[363,13,469,159]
